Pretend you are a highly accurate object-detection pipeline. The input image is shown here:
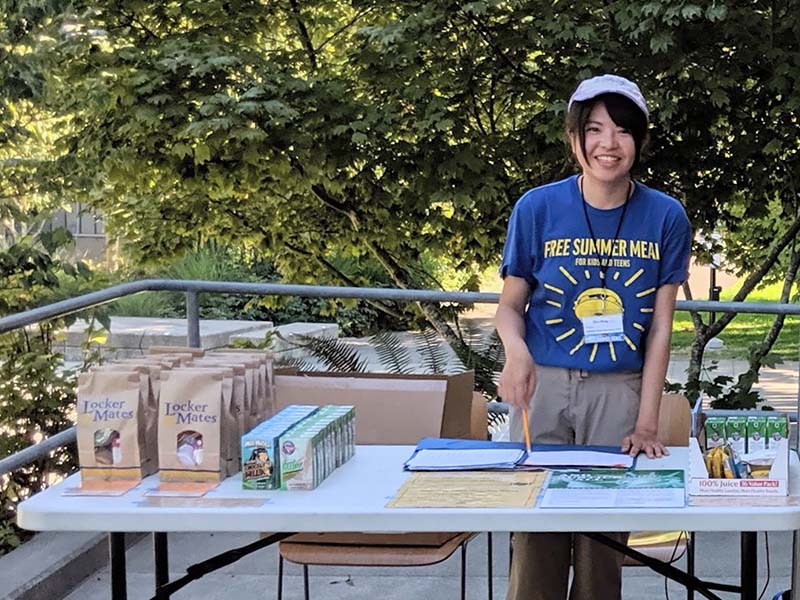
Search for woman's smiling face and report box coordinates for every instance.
[570,101,636,186]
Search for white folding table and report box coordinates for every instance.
[17,446,800,600]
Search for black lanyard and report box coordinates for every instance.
[579,176,633,285]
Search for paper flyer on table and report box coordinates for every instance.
[540,469,686,508]
[523,450,634,469]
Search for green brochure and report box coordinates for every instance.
[540,469,686,508]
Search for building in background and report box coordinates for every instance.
[48,203,116,264]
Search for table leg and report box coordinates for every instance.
[109,532,127,600]
[791,530,800,600]
[487,532,493,600]
[740,532,757,600]
[688,532,695,600]
[154,532,169,599]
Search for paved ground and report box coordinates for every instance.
[63,530,794,599]
[667,357,800,416]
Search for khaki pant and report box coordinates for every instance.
[507,365,642,600]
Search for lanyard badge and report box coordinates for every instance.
[577,177,632,344]
[575,288,626,343]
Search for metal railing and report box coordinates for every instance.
[1,279,800,475]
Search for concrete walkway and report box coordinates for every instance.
[62,530,794,600]
[667,357,800,415]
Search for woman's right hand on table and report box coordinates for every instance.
[497,348,536,411]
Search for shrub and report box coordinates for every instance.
[0,223,98,556]
[108,246,422,336]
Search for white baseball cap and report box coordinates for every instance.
[567,74,649,120]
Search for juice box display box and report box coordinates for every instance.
[688,436,790,496]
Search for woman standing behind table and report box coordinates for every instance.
[496,74,692,600]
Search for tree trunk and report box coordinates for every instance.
[366,240,472,360]
[683,205,800,394]
[735,246,800,395]
[686,334,708,404]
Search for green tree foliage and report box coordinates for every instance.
[0,0,102,554]
[7,1,800,394]
[0,216,97,555]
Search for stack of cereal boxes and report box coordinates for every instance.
[241,405,355,491]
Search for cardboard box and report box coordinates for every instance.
[688,437,789,496]
[274,371,474,445]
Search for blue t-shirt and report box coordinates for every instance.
[500,175,692,372]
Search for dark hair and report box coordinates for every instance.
[565,93,649,169]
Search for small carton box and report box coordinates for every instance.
[688,436,789,496]
[240,405,318,490]
[767,415,789,449]
[279,424,319,491]
[725,416,747,455]
[705,416,727,449]
[747,416,767,453]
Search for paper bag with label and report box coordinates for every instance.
[190,359,250,460]
[148,345,206,358]
[77,370,156,481]
[211,350,274,424]
[158,368,235,482]
[180,366,240,475]
[92,363,161,474]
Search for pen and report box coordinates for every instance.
[522,408,532,453]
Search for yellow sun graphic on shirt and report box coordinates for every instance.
[543,266,656,362]
[573,287,623,319]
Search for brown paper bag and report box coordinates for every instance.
[191,359,252,440]
[148,345,206,357]
[158,368,236,481]
[77,370,155,481]
[116,355,182,370]
[94,363,162,474]
[211,350,274,424]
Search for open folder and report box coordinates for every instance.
[404,438,635,471]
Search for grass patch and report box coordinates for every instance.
[672,279,800,359]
